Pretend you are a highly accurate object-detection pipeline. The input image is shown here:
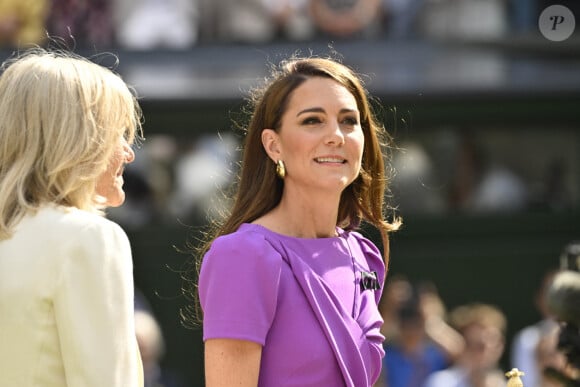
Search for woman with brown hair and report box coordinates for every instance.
[192,55,400,386]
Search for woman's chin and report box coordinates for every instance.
[103,191,126,208]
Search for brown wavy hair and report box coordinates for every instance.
[182,55,401,326]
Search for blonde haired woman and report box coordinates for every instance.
[0,48,144,386]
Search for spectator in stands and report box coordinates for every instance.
[391,141,447,214]
[448,132,528,213]
[135,307,186,387]
[261,0,314,41]
[533,322,568,387]
[417,0,508,41]
[508,0,538,35]
[113,0,199,50]
[381,0,426,39]
[169,133,238,223]
[424,303,507,387]
[136,310,167,387]
[308,0,385,39]
[511,270,559,387]
[0,0,47,47]
[46,0,114,48]
[196,0,310,43]
[379,278,464,387]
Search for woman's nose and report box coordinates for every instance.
[325,122,345,145]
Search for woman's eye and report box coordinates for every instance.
[302,117,322,125]
[342,117,359,125]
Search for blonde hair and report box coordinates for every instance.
[0,48,143,240]
[449,303,507,335]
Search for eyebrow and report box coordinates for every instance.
[296,107,359,117]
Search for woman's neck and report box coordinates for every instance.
[255,191,341,238]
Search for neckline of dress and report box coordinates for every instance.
[242,223,348,241]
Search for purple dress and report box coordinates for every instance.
[199,223,386,386]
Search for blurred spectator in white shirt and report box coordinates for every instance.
[114,0,199,49]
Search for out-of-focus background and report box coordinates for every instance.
[2,1,579,386]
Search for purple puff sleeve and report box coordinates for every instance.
[199,231,283,345]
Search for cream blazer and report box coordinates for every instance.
[0,205,143,386]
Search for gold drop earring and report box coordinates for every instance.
[276,160,286,179]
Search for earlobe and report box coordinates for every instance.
[261,129,281,161]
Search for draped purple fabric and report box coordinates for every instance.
[200,223,385,386]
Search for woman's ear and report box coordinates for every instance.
[261,129,282,161]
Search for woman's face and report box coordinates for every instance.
[264,76,364,194]
[95,136,135,207]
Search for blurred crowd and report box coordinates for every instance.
[2,1,577,231]
[375,270,574,387]
[390,129,578,217]
[102,125,578,231]
[2,0,578,50]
